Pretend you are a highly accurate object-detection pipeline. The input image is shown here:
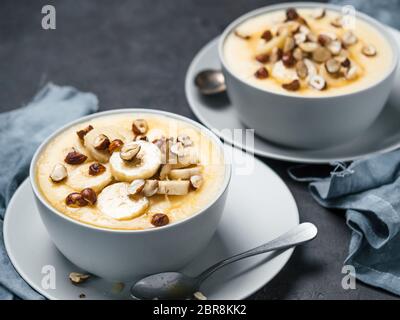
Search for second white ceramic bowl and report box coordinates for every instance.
[219,2,399,149]
[30,109,231,281]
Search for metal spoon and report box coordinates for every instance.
[194,69,226,95]
[130,222,317,300]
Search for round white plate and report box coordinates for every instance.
[4,147,299,300]
[185,28,400,164]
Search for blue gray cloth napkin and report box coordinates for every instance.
[0,83,98,299]
[289,152,400,296]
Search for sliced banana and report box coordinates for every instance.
[157,180,190,195]
[109,140,162,182]
[169,166,202,180]
[66,161,113,193]
[84,127,124,163]
[97,182,149,220]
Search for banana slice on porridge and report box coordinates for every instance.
[83,127,126,163]
[109,140,162,182]
[97,182,149,220]
[66,161,113,193]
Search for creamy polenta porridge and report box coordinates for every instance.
[223,7,393,95]
[36,114,225,230]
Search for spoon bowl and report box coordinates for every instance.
[131,222,317,300]
[194,69,226,95]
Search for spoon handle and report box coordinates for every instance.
[197,222,317,283]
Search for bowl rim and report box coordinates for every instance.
[218,1,399,99]
[29,108,232,234]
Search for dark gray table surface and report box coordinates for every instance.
[1,0,397,300]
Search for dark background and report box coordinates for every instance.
[1,0,397,299]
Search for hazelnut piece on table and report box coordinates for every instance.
[69,272,90,285]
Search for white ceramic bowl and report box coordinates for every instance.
[29,109,231,281]
[219,2,399,149]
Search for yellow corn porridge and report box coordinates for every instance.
[36,114,226,230]
[223,7,393,96]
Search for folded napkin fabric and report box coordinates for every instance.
[0,83,98,299]
[289,150,400,296]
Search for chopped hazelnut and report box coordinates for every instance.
[132,119,148,135]
[362,44,377,57]
[282,53,296,68]
[341,58,351,68]
[342,31,358,46]
[286,8,299,21]
[151,213,169,227]
[282,79,300,91]
[76,125,93,140]
[254,67,269,79]
[81,188,97,205]
[308,75,327,90]
[66,192,88,207]
[65,149,87,165]
[108,139,124,153]
[190,175,203,189]
[88,162,106,176]
[255,53,270,64]
[325,59,341,74]
[50,164,68,182]
[261,30,273,42]
[143,180,159,197]
[295,60,308,79]
[327,40,342,55]
[312,47,332,63]
[331,17,343,28]
[93,134,110,151]
[120,143,141,161]
[69,272,90,285]
[318,34,332,46]
[128,179,146,195]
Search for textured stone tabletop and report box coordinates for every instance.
[0,0,397,299]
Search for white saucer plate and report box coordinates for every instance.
[185,28,400,164]
[4,147,299,300]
